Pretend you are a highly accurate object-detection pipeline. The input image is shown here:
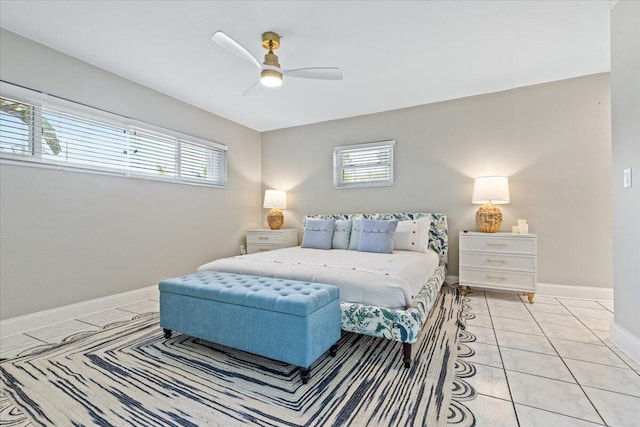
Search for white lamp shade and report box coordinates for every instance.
[263,190,287,209]
[472,176,510,205]
[260,69,283,87]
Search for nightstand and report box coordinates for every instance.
[246,229,298,254]
[459,231,537,303]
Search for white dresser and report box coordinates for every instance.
[459,231,537,303]
[246,229,298,254]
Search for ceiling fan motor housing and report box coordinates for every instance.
[261,31,280,50]
[261,31,281,68]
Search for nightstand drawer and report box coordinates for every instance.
[247,244,281,254]
[247,231,287,244]
[246,229,298,254]
[459,252,535,271]
[459,236,535,254]
[459,267,536,290]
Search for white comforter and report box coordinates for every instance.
[197,247,440,309]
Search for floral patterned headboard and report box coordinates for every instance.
[304,213,448,267]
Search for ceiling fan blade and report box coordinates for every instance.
[212,31,261,69]
[241,81,261,96]
[283,67,343,80]
[242,82,284,97]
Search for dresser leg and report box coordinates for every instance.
[527,293,535,304]
[460,285,468,296]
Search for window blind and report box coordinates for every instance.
[0,98,33,156]
[0,87,227,187]
[333,140,395,188]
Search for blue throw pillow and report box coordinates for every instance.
[357,219,399,254]
[348,219,363,250]
[301,219,336,250]
[332,220,352,249]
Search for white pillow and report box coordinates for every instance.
[393,218,431,253]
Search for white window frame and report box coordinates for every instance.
[0,82,228,188]
[333,139,395,189]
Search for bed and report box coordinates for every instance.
[198,212,448,367]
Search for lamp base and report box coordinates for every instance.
[267,208,284,230]
[476,203,503,233]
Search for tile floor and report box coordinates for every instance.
[0,297,159,359]
[1,292,638,427]
[462,290,640,427]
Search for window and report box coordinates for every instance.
[333,140,395,188]
[0,98,33,156]
[0,84,227,187]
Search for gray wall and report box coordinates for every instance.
[611,2,640,339]
[262,74,612,288]
[0,30,262,319]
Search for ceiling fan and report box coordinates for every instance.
[212,30,343,94]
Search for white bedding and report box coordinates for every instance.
[197,247,440,309]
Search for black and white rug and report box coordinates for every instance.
[0,287,477,426]
[448,296,479,427]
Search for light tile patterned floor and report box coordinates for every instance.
[463,290,640,427]
[0,299,159,359]
[1,292,638,426]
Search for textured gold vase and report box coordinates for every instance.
[267,208,284,230]
[476,203,502,233]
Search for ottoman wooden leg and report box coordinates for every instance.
[300,368,311,384]
[163,328,173,339]
[329,344,338,357]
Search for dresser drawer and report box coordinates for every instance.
[460,267,536,291]
[459,236,535,254]
[459,252,535,271]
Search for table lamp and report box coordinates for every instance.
[472,176,510,232]
[264,189,287,230]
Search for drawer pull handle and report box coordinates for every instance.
[487,259,507,264]
[258,248,269,252]
[258,237,269,240]
[486,243,507,247]
[486,275,507,281]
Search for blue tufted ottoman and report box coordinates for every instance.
[159,271,341,383]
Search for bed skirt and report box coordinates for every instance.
[340,264,446,344]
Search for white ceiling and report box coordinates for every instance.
[0,1,615,132]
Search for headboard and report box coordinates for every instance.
[304,213,448,267]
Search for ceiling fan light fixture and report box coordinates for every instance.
[211,30,342,94]
[260,69,283,87]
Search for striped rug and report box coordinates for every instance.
[0,286,475,426]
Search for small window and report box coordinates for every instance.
[333,140,395,188]
[0,98,33,156]
[40,107,130,170]
[128,127,177,177]
[0,85,227,188]
[179,138,227,186]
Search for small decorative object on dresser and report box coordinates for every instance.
[459,231,537,303]
[246,228,298,254]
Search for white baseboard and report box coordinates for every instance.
[451,277,612,300]
[610,321,640,364]
[0,285,159,339]
[536,282,613,300]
